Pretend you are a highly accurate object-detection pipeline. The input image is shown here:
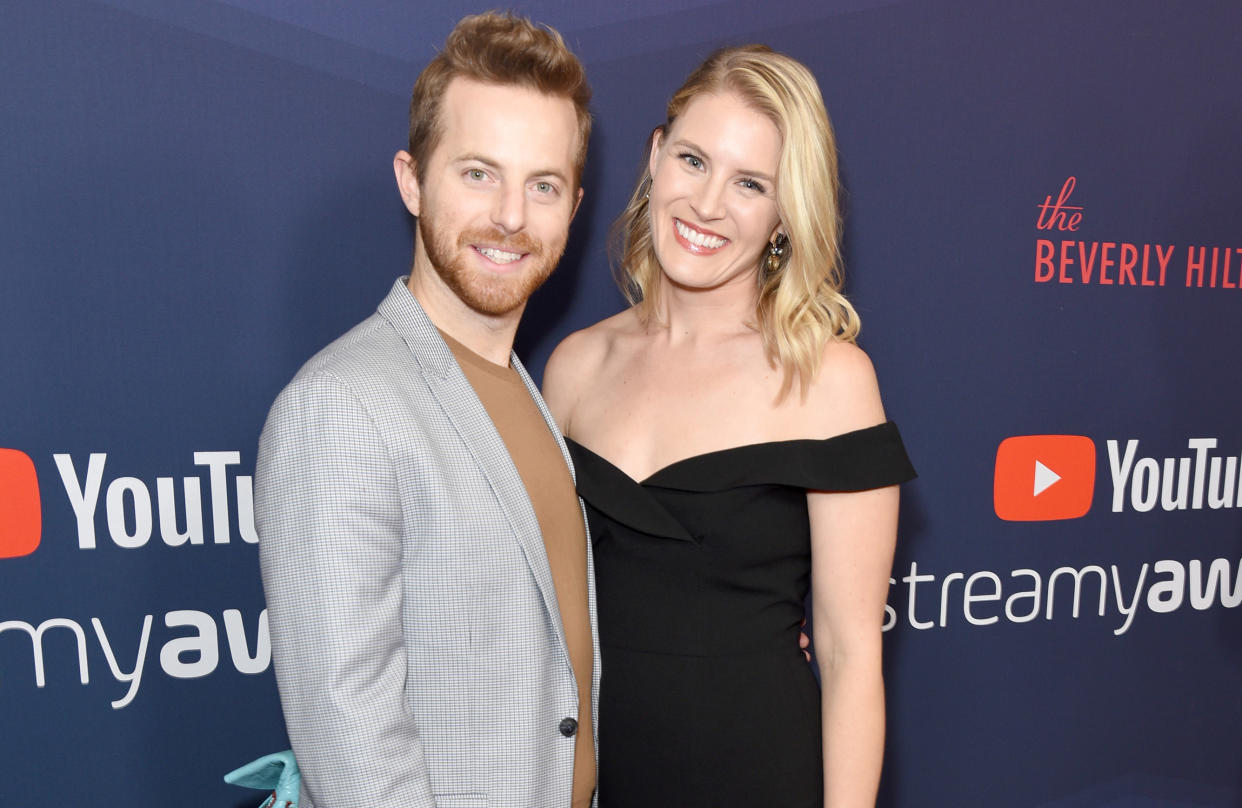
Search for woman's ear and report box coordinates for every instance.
[646,126,666,181]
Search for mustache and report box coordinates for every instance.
[456,227,542,256]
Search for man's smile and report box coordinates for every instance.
[474,245,527,265]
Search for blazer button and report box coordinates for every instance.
[558,717,578,737]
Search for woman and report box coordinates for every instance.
[543,46,914,807]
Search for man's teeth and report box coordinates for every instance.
[478,247,522,264]
[674,220,727,249]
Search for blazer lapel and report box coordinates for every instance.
[376,280,567,652]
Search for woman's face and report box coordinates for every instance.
[647,91,783,296]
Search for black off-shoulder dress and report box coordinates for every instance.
[566,421,916,808]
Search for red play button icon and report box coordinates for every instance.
[0,449,42,558]
[994,435,1096,521]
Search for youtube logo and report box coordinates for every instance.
[994,435,1096,521]
[1,448,42,558]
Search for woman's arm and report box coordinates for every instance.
[810,482,900,807]
[806,343,900,807]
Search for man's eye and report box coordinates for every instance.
[534,181,555,194]
[466,168,487,181]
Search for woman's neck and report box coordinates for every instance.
[653,275,759,345]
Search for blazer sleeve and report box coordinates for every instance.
[255,369,436,808]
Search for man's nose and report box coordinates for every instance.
[491,182,526,234]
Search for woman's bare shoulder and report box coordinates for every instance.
[801,340,887,437]
[542,307,643,430]
[546,308,641,374]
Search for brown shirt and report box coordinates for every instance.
[441,331,595,808]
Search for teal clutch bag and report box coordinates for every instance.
[224,749,300,808]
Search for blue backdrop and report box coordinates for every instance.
[2,1,1240,805]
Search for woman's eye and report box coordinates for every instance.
[739,178,766,193]
[680,153,703,169]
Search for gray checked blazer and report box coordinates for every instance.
[255,278,600,808]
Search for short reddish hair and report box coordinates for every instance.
[408,11,592,186]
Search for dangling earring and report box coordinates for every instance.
[766,233,789,273]
[642,176,652,200]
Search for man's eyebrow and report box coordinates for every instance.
[454,154,569,183]
[530,167,570,183]
[454,154,501,170]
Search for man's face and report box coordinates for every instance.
[405,77,582,318]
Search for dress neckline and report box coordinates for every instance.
[567,436,806,486]
[564,421,914,542]
[565,421,914,542]
[565,421,899,487]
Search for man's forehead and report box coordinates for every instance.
[435,77,579,172]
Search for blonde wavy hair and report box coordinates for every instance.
[614,45,859,400]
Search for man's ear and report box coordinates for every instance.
[570,186,584,223]
[393,150,421,217]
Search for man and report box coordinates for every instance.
[255,12,596,808]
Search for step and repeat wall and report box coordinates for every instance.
[2,1,1239,805]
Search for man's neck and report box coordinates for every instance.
[405,265,522,367]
